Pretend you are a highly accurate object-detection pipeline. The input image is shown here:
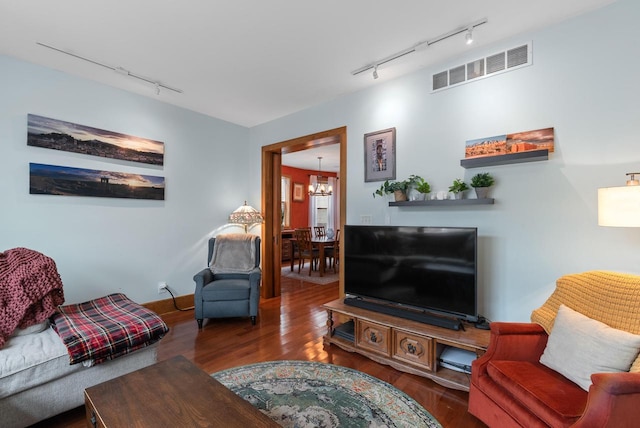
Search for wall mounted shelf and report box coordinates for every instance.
[460,149,548,168]
[389,198,494,207]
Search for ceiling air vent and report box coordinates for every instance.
[467,59,485,80]
[507,44,528,68]
[433,71,448,90]
[432,42,532,93]
[486,52,505,74]
[449,65,466,85]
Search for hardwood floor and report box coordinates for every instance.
[32,276,487,428]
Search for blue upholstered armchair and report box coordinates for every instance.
[193,235,261,328]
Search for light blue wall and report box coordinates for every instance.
[2,1,638,320]
[251,0,640,322]
[0,55,253,304]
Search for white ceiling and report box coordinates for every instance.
[0,0,617,132]
[283,145,341,173]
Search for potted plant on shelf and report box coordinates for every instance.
[407,175,431,201]
[373,179,409,201]
[470,172,495,199]
[448,178,469,200]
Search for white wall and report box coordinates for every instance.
[251,0,640,322]
[0,55,254,304]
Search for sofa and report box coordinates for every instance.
[1,325,159,427]
[0,248,168,427]
[469,271,640,428]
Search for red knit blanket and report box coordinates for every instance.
[0,248,65,348]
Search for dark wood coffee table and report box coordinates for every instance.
[84,355,278,427]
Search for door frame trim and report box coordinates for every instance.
[261,126,347,298]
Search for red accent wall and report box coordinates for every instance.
[282,165,337,230]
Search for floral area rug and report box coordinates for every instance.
[212,360,441,428]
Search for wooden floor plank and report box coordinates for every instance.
[31,277,487,428]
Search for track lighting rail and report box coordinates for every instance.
[351,18,488,77]
[36,42,183,94]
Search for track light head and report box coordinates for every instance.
[372,65,379,80]
[465,28,474,45]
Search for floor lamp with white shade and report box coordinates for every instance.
[598,173,640,227]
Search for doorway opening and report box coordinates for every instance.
[261,126,346,299]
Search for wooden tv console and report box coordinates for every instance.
[322,299,491,391]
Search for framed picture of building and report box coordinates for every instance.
[364,127,396,182]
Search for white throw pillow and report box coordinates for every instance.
[540,304,640,391]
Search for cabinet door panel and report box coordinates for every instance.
[356,320,391,356]
[393,330,434,370]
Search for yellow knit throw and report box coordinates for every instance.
[531,270,640,372]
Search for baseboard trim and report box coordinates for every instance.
[143,293,195,315]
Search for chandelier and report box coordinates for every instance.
[308,157,333,197]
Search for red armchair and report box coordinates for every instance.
[468,271,640,427]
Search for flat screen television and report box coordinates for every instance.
[343,225,478,330]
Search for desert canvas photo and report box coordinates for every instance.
[465,127,554,159]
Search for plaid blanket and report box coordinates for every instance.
[51,293,169,365]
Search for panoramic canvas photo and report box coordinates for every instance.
[29,163,165,200]
[465,127,555,159]
[27,114,164,166]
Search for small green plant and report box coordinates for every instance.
[470,172,495,188]
[373,179,409,198]
[416,180,431,194]
[448,178,469,194]
[408,175,431,194]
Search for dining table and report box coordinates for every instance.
[289,236,336,277]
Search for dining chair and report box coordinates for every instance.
[326,229,340,272]
[294,228,319,275]
[313,226,326,238]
